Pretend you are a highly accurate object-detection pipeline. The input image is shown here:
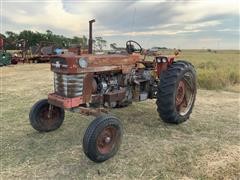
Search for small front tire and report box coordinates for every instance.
[83,115,123,163]
[29,99,65,132]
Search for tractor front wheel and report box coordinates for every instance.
[29,99,65,132]
[156,61,197,124]
[83,115,123,163]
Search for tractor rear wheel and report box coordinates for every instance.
[83,115,123,163]
[156,61,196,124]
[29,99,65,132]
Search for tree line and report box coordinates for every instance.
[0,30,107,51]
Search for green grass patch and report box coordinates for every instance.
[178,50,240,91]
[146,50,240,91]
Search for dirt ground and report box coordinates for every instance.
[0,64,239,179]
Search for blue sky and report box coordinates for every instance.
[1,0,239,49]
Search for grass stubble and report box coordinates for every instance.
[0,50,239,179]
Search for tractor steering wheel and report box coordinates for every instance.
[126,40,143,54]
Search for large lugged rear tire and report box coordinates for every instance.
[156,61,197,124]
[29,99,65,132]
[83,115,123,163]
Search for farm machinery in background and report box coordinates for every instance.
[28,41,58,63]
[0,35,63,65]
[0,36,14,66]
[68,44,89,55]
[0,36,30,65]
[29,19,197,163]
[20,41,88,63]
[11,39,28,64]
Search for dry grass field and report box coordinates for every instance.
[0,50,240,179]
[154,49,240,91]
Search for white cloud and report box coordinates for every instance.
[1,0,239,49]
[183,20,221,31]
[217,28,239,32]
[199,38,222,42]
[173,0,239,23]
[3,0,94,35]
[3,0,238,35]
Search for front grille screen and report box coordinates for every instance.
[54,73,85,98]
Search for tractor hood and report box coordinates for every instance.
[50,54,140,74]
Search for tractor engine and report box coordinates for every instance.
[48,53,159,111]
[94,73,120,94]
[92,73,125,108]
[48,54,142,110]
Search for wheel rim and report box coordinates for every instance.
[176,81,185,106]
[175,72,195,116]
[38,104,61,129]
[96,126,119,154]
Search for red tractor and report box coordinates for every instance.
[29,21,196,163]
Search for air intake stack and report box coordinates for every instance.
[88,19,95,54]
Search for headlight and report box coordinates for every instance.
[156,58,161,63]
[162,57,168,63]
[78,57,88,68]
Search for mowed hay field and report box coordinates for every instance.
[1,50,240,179]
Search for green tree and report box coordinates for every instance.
[46,30,53,41]
[94,36,107,51]
[5,31,18,49]
[72,36,82,44]
[2,29,91,50]
[0,33,6,39]
[110,43,117,50]
[82,35,88,49]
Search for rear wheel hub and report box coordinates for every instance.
[175,72,195,116]
[176,80,185,106]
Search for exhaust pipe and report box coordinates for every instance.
[88,19,95,54]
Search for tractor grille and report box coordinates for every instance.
[54,73,85,98]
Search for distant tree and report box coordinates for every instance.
[5,31,17,39]
[5,31,18,49]
[46,30,53,35]
[94,37,107,51]
[46,30,53,41]
[19,30,42,47]
[71,36,81,44]
[0,33,6,38]
[81,35,88,49]
[110,43,117,50]
[2,29,91,50]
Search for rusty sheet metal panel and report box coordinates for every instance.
[104,89,126,104]
[79,106,108,116]
[86,54,139,67]
[50,54,141,74]
[48,93,83,109]
[91,94,103,104]
[82,73,94,103]
[68,47,81,55]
